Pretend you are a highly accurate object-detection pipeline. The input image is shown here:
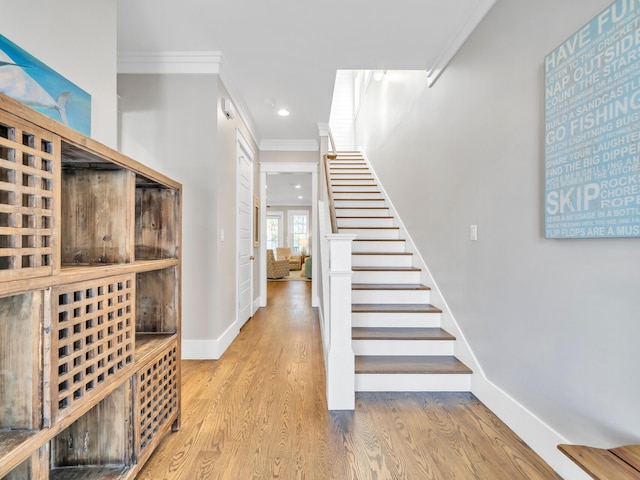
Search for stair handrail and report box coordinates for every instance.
[317,146,355,410]
[323,154,338,234]
[328,128,337,158]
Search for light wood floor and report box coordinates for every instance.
[136,281,561,479]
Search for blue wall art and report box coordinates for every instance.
[0,34,91,136]
[544,0,640,238]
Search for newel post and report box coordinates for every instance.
[326,233,356,410]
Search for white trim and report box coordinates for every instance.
[261,162,317,174]
[259,162,319,307]
[473,377,592,479]
[236,129,255,329]
[287,209,310,252]
[182,321,240,359]
[117,51,222,74]
[219,61,260,148]
[260,139,319,151]
[117,50,260,147]
[361,153,589,479]
[425,0,497,87]
[266,211,284,250]
[317,123,330,137]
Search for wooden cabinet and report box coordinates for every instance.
[0,93,181,479]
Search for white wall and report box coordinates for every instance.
[118,74,219,355]
[0,0,118,147]
[118,74,259,359]
[355,0,640,466]
[260,150,318,163]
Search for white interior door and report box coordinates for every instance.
[237,135,253,327]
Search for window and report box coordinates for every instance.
[288,210,309,254]
[266,212,283,251]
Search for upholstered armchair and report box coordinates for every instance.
[276,247,302,271]
[267,249,289,279]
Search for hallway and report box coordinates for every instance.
[135,281,560,479]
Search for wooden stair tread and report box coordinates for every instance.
[355,356,471,374]
[334,198,383,201]
[337,216,393,219]
[353,327,455,341]
[332,184,377,187]
[339,227,398,232]
[558,444,640,480]
[352,304,442,313]
[612,445,640,471]
[353,239,404,241]
[352,252,412,256]
[352,283,429,290]
[352,266,421,272]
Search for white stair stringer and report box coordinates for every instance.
[328,152,473,393]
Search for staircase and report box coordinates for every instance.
[328,152,472,392]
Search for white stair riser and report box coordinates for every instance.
[329,173,374,181]
[352,340,454,356]
[352,253,412,267]
[352,311,442,328]
[332,185,380,193]
[338,217,394,228]
[352,270,421,284]
[352,241,405,253]
[339,228,399,239]
[335,208,390,217]
[330,169,371,175]
[355,373,471,392]
[331,179,377,186]
[334,199,386,208]
[333,192,383,200]
[352,289,430,304]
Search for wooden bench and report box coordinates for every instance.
[558,443,640,479]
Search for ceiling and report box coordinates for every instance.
[116,0,496,147]
[266,172,312,207]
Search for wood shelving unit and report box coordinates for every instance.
[0,93,182,479]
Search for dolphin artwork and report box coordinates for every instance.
[0,48,70,125]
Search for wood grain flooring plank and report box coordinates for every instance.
[135,281,560,480]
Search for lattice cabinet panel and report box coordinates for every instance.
[0,114,59,282]
[135,342,178,462]
[0,93,181,480]
[51,275,135,424]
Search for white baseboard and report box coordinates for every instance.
[472,376,591,480]
[182,320,240,360]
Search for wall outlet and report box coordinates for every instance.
[470,224,478,241]
[220,229,225,242]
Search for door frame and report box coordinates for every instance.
[259,162,318,307]
[236,129,255,326]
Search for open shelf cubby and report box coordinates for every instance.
[49,382,132,480]
[0,446,48,480]
[135,175,180,261]
[0,92,181,480]
[61,141,134,267]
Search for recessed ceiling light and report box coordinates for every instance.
[297,195,303,199]
[277,109,290,117]
[295,184,301,189]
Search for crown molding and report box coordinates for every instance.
[425,0,497,87]
[260,139,319,152]
[317,123,330,137]
[117,50,261,147]
[117,51,223,74]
